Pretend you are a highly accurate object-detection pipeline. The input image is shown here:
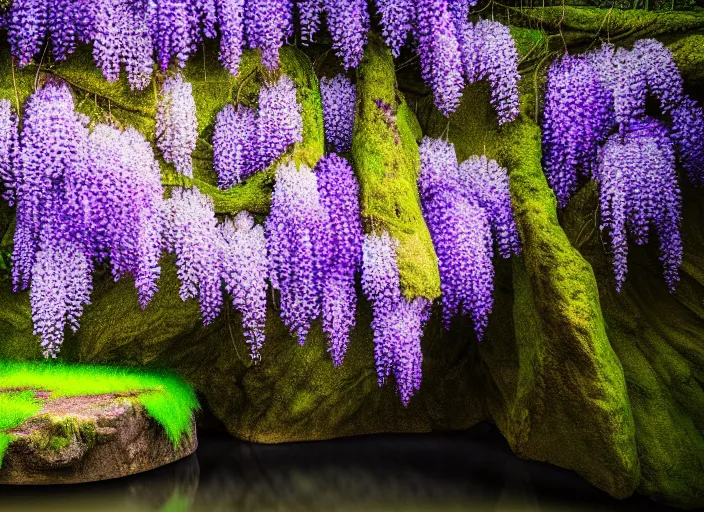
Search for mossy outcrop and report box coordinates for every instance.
[352,34,441,301]
[562,183,704,509]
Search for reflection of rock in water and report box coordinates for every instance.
[124,453,200,511]
[194,429,517,511]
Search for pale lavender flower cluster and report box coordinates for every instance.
[361,231,430,406]
[266,156,363,362]
[216,0,245,75]
[164,188,224,324]
[418,138,501,339]
[323,0,370,70]
[266,161,328,343]
[245,0,293,70]
[320,75,357,153]
[463,18,520,124]
[459,154,521,259]
[595,117,682,292]
[214,75,302,188]
[315,155,363,366]
[7,80,166,357]
[157,73,199,178]
[543,39,704,209]
[0,100,18,205]
[220,211,269,360]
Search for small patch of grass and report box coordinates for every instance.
[0,361,199,463]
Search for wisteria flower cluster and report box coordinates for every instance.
[361,231,430,406]
[156,73,199,178]
[543,39,704,207]
[320,75,357,153]
[4,80,165,357]
[0,100,18,205]
[163,187,270,359]
[595,117,682,293]
[418,137,519,338]
[214,75,302,188]
[5,1,518,120]
[266,156,363,364]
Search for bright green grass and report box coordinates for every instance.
[0,361,199,454]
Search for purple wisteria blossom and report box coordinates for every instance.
[220,211,269,361]
[245,0,293,70]
[542,53,613,207]
[315,154,363,366]
[323,0,369,70]
[214,75,302,188]
[48,0,78,61]
[595,117,682,292]
[415,0,465,116]
[418,138,495,338]
[671,95,704,186]
[266,161,328,344]
[362,231,430,406]
[631,39,684,116]
[94,0,154,90]
[8,0,48,67]
[376,0,412,57]
[216,0,245,75]
[157,73,199,178]
[213,105,258,188]
[320,75,357,153]
[148,0,196,71]
[459,155,521,258]
[257,75,303,168]
[468,19,520,124]
[297,0,323,45]
[0,100,18,205]
[164,187,224,324]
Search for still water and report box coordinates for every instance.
[0,423,677,512]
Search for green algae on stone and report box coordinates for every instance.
[351,34,440,301]
[563,183,704,509]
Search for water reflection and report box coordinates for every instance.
[0,424,677,512]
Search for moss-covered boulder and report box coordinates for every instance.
[562,183,704,509]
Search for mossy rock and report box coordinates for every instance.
[563,182,704,509]
[351,34,441,301]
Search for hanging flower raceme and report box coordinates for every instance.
[266,161,328,344]
[320,75,357,153]
[459,155,521,259]
[214,74,302,188]
[0,100,18,205]
[297,0,323,45]
[157,73,199,178]
[465,18,520,125]
[164,187,224,324]
[216,0,245,75]
[542,53,614,207]
[220,211,269,361]
[362,231,430,406]
[595,117,682,292]
[213,105,258,188]
[315,154,363,366]
[94,0,155,90]
[258,75,304,168]
[418,138,495,338]
[323,0,369,70]
[87,125,166,308]
[148,0,198,71]
[375,0,412,58]
[7,0,48,67]
[245,0,293,70]
[671,95,704,186]
[415,0,465,116]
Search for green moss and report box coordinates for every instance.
[563,183,704,509]
[0,390,41,467]
[0,433,11,468]
[351,34,440,301]
[0,361,199,449]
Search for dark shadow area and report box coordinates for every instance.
[0,423,685,512]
